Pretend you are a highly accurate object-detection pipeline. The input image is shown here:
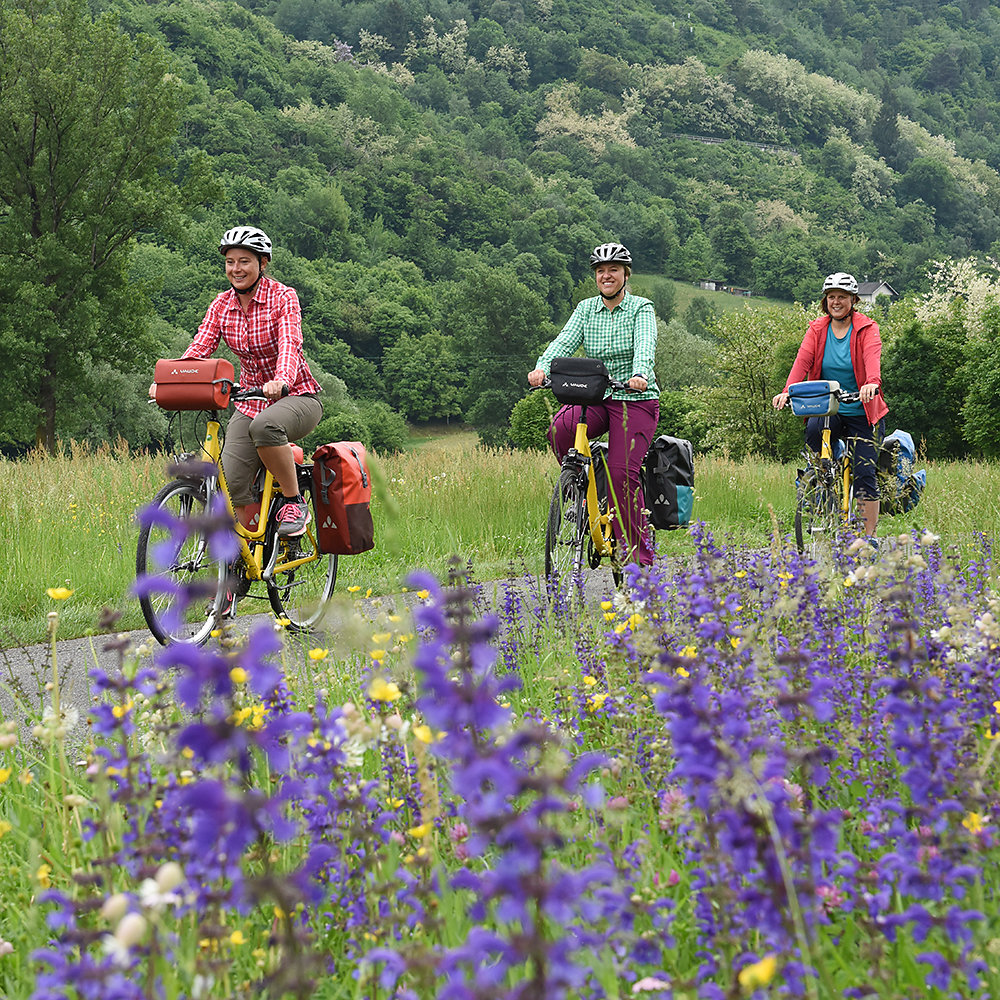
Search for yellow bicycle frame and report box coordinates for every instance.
[572,420,616,557]
[195,417,319,583]
[817,425,853,523]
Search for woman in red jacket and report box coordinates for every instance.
[772,272,889,541]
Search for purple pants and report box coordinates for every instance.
[548,399,660,566]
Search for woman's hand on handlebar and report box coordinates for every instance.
[263,379,288,401]
[628,375,648,392]
[772,391,789,409]
[527,368,546,388]
[859,383,879,403]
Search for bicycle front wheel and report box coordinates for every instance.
[267,528,338,631]
[545,466,587,581]
[136,479,226,646]
[795,468,836,553]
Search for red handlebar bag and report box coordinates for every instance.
[154,358,235,410]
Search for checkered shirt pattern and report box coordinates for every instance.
[184,275,321,418]
[536,292,659,400]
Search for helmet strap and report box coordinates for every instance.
[596,272,626,302]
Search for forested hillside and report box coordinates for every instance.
[3,0,1000,454]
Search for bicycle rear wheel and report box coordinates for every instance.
[266,474,338,631]
[545,466,587,582]
[136,478,226,646]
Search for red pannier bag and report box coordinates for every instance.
[311,442,375,555]
[153,358,235,411]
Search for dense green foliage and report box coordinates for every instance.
[4,0,1000,454]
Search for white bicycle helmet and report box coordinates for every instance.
[219,226,273,257]
[590,242,632,268]
[822,272,858,295]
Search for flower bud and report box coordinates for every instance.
[100,893,129,923]
[114,912,147,949]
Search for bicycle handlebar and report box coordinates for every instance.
[229,384,290,402]
[835,387,878,404]
[531,377,636,393]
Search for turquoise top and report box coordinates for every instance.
[821,323,863,416]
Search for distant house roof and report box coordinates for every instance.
[858,281,898,301]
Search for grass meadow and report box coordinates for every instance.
[0,430,996,646]
[1,430,1000,997]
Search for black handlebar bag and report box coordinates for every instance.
[548,357,610,406]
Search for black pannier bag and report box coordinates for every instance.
[548,357,610,406]
[644,435,695,530]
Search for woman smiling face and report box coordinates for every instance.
[824,289,856,320]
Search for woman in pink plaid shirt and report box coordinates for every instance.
[180,226,323,538]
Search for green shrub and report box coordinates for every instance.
[509,390,556,451]
[360,400,408,454]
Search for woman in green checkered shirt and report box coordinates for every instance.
[528,243,660,566]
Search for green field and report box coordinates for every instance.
[1,430,997,646]
[634,274,796,317]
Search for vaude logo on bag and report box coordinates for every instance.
[566,381,591,389]
[322,515,337,530]
[170,368,202,375]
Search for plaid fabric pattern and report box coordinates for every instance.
[184,275,321,418]
[536,292,659,400]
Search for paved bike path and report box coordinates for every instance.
[0,568,619,725]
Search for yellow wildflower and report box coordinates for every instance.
[604,612,616,622]
[0,768,10,784]
[229,930,245,946]
[46,587,73,600]
[963,812,987,834]
[112,701,134,719]
[680,645,697,658]
[0,819,11,837]
[230,667,248,684]
[307,649,328,662]
[413,724,434,744]
[729,636,741,650]
[416,589,430,600]
[582,675,598,687]
[370,649,387,662]
[738,954,777,990]
[735,570,747,578]
[407,822,432,838]
[368,677,401,703]
[676,667,690,678]
[19,770,33,786]
[348,585,361,593]
[588,693,608,712]
[37,864,52,888]
[372,632,392,644]
[600,600,614,611]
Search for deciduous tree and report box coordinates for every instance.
[0,0,200,448]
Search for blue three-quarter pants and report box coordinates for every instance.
[805,413,886,501]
